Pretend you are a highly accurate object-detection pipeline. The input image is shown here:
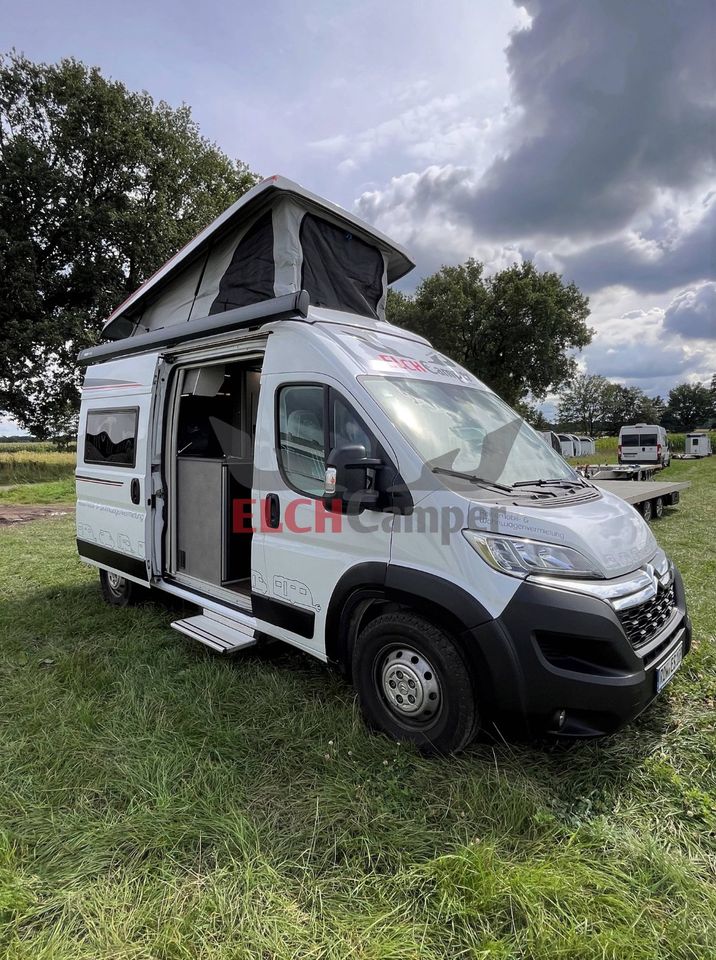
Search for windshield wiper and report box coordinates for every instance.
[431,466,513,493]
[512,477,589,488]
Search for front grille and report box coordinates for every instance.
[618,584,676,649]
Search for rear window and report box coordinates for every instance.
[640,434,658,445]
[84,408,138,467]
[621,434,639,446]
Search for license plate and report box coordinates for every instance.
[656,643,683,693]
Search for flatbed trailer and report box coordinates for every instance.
[577,463,661,481]
[592,478,690,521]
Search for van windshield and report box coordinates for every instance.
[362,376,576,487]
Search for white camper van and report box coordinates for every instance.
[76,176,690,753]
[685,432,712,457]
[618,425,670,466]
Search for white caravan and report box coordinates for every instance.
[557,434,576,457]
[540,431,562,454]
[619,424,670,467]
[578,436,595,456]
[76,176,690,753]
[685,432,712,457]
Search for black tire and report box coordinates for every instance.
[641,499,653,522]
[351,612,478,755]
[654,496,664,519]
[99,569,145,607]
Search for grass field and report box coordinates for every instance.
[0,459,714,958]
[0,452,75,486]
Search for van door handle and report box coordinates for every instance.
[130,478,141,504]
[265,493,280,529]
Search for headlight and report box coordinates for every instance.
[462,530,601,579]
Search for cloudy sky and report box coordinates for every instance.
[2,0,714,430]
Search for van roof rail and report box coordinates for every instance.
[78,290,310,366]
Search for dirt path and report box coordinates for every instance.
[0,503,74,525]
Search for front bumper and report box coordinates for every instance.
[465,567,691,738]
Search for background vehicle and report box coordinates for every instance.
[685,432,712,457]
[619,424,670,467]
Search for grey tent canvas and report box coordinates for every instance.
[103,175,415,340]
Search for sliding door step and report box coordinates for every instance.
[171,610,256,654]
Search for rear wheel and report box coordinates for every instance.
[641,499,653,522]
[99,569,144,607]
[351,612,478,755]
[653,496,664,519]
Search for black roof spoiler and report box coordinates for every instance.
[78,290,310,366]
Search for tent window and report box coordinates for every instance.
[210,212,275,314]
[300,214,383,319]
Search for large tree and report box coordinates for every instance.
[0,53,258,438]
[387,260,592,406]
[557,373,610,435]
[662,382,715,430]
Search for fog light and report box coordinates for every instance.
[553,709,567,730]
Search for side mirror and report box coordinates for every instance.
[325,444,382,512]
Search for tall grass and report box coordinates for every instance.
[0,451,75,485]
[0,459,714,956]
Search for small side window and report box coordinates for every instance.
[277,385,326,496]
[84,408,138,467]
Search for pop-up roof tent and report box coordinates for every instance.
[103,175,415,341]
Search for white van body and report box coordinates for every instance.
[76,177,690,751]
[619,424,670,466]
[686,432,712,457]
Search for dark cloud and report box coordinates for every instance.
[664,282,716,339]
[469,0,715,238]
[583,337,702,380]
[558,199,716,293]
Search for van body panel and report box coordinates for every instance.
[76,353,160,583]
[250,329,399,654]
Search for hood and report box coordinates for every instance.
[465,487,657,579]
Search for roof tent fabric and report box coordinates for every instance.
[209,212,274,314]
[300,214,384,320]
[102,176,414,340]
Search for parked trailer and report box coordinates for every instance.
[580,463,659,481]
[684,432,712,458]
[591,479,690,521]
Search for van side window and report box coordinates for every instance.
[277,385,326,496]
[84,408,138,467]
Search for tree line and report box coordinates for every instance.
[557,373,716,435]
[0,53,708,443]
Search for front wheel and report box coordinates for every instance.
[351,612,478,755]
[641,499,653,522]
[99,569,144,607]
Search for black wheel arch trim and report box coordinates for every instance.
[324,562,493,665]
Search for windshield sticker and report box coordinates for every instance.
[373,352,474,383]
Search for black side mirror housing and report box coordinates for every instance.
[325,444,382,512]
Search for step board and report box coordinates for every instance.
[171,609,256,654]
